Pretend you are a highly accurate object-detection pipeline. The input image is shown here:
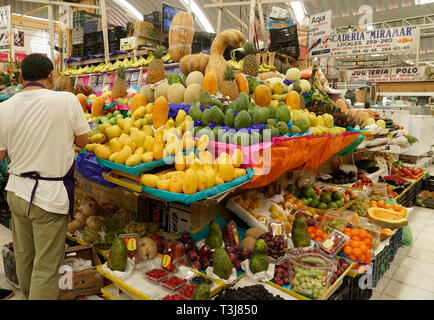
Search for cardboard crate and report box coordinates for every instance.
[128,21,164,41]
[58,245,104,300]
[74,171,146,219]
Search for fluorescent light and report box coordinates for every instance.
[416,0,434,4]
[115,0,143,21]
[12,13,60,23]
[180,0,215,33]
[367,25,373,31]
[289,1,306,23]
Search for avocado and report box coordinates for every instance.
[234,110,252,130]
[289,125,302,133]
[201,108,211,126]
[200,90,213,107]
[224,109,235,128]
[276,121,289,135]
[209,105,225,125]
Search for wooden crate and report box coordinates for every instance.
[256,51,296,66]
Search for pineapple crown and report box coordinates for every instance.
[117,65,126,80]
[243,41,257,55]
[154,45,165,60]
[223,65,236,81]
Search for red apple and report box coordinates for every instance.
[239,248,250,260]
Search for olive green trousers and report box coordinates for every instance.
[7,192,68,300]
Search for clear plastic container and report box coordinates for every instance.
[160,275,188,291]
[357,218,381,250]
[367,183,388,202]
[222,220,240,248]
[319,210,353,234]
[320,230,350,257]
[161,240,185,273]
[144,268,170,283]
[177,284,197,300]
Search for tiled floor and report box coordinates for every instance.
[1,165,433,300]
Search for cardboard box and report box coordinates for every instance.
[120,36,159,50]
[129,21,164,41]
[58,245,104,300]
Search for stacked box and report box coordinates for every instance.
[73,10,100,28]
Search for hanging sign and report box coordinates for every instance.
[308,10,332,58]
[331,26,420,56]
[0,5,11,52]
[346,68,391,82]
[390,66,427,81]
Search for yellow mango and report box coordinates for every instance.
[156,179,170,191]
[175,109,187,126]
[231,149,243,168]
[182,131,195,151]
[218,153,231,165]
[123,117,134,134]
[109,138,123,153]
[144,103,153,114]
[219,163,234,182]
[196,169,208,191]
[115,145,132,165]
[142,151,153,163]
[105,125,122,140]
[183,169,198,194]
[125,154,141,166]
[142,125,154,137]
[109,152,119,162]
[185,152,195,169]
[94,144,111,160]
[90,133,107,144]
[190,159,203,172]
[152,140,164,160]
[234,168,247,179]
[98,123,111,134]
[84,144,96,152]
[203,163,214,172]
[117,118,125,130]
[199,151,213,165]
[214,175,224,185]
[197,135,209,152]
[165,118,175,130]
[316,115,325,127]
[184,116,194,132]
[169,174,183,193]
[144,113,153,124]
[134,119,144,129]
[141,174,159,188]
[154,128,165,143]
[175,152,186,171]
[143,135,155,153]
[134,147,144,158]
[131,129,146,148]
[204,168,215,189]
[133,106,146,119]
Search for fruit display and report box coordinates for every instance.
[366,204,408,229]
[249,239,270,273]
[392,165,424,180]
[352,173,374,189]
[144,268,170,283]
[273,261,290,286]
[342,227,374,264]
[258,231,287,260]
[307,225,328,243]
[214,284,284,300]
[319,211,352,233]
[161,275,187,291]
[162,240,185,272]
[162,293,186,300]
[330,258,351,285]
[191,283,211,300]
[319,230,350,257]
[107,236,128,272]
[177,284,196,299]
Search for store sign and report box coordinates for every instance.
[308,10,331,58]
[346,66,430,82]
[0,5,11,52]
[0,51,8,62]
[346,68,390,82]
[390,66,426,81]
[331,26,420,56]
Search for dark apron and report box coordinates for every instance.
[16,164,75,220]
[15,82,75,219]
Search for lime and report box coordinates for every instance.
[113,110,121,116]
[320,193,332,203]
[310,199,319,208]
[327,202,338,209]
[304,187,315,198]
[332,191,343,201]
[318,202,328,210]
[106,112,113,119]
[127,110,132,117]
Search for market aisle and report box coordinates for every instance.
[370,205,434,300]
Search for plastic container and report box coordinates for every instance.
[161,240,186,273]
[320,230,350,257]
[222,220,240,248]
[144,268,170,283]
[319,210,353,234]
[161,275,188,291]
[177,284,197,300]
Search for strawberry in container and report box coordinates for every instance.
[161,240,185,273]
[222,221,240,248]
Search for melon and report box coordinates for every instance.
[184,83,202,104]
[154,83,170,101]
[185,71,204,87]
[140,85,154,103]
[367,207,408,229]
[167,83,186,104]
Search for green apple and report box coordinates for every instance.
[127,110,132,117]
[106,112,113,119]
[102,119,110,124]
[109,117,117,125]
[113,110,121,116]
[116,114,124,119]
[91,117,99,123]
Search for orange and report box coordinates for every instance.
[359,229,368,239]
[360,244,369,254]
[365,251,372,261]
[363,238,371,246]
[353,248,362,257]
[351,229,359,236]
[360,254,366,261]
[393,204,401,211]
[384,204,392,209]
[349,254,357,261]
[343,246,352,256]
[307,226,314,233]
[316,229,323,237]
[353,236,362,242]
[310,233,316,239]
[344,231,352,237]
[364,258,371,265]
[315,237,323,242]
[377,201,385,208]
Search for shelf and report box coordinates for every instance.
[377,92,434,97]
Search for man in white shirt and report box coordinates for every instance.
[0,53,90,300]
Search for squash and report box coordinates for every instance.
[205,29,245,88]
[201,71,218,96]
[130,93,147,115]
[179,54,210,75]
[153,96,169,129]
[91,97,104,117]
[336,98,348,113]
[254,84,272,108]
[367,207,408,229]
[168,11,195,63]
[140,237,158,261]
[76,94,89,113]
[236,74,249,95]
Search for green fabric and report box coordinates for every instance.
[0,159,7,184]
[335,133,365,156]
[402,225,413,246]
[7,192,68,300]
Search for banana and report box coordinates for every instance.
[261,63,277,71]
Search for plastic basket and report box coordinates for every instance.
[269,25,298,44]
[144,11,162,25]
[269,41,300,59]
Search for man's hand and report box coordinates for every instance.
[74,134,89,149]
[0,150,7,162]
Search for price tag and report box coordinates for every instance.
[161,255,171,269]
[126,238,137,251]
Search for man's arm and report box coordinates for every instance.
[74,134,89,149]
[0,150,7,162]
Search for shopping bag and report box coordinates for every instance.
[402,225,413,246]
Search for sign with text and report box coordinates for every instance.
[308,10,331,58]
[346,68,391,82]
[331,26,420,56]
[0,5,11,52]
[346,66,431,82]
[390,66,426,81]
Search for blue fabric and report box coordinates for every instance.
[75,152,116,188]
[141,168,254,205]
[283,79,295,86]
[96,149,195,176]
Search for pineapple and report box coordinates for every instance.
[220,65,238,101]
[242,41,259,77]
[112,65,127,99]
[147,45,165,84]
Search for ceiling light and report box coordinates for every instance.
[415,0,434,5]
[12,13,60,23]
[180,0,215,33]
[115,0,143,21]
[289,1,306,23]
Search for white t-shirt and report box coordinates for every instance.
[0,89,90,214]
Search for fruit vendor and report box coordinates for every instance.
[0,53,90,300]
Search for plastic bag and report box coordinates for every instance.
[402,225,413,246]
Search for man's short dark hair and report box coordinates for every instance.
[21,53,54,81]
